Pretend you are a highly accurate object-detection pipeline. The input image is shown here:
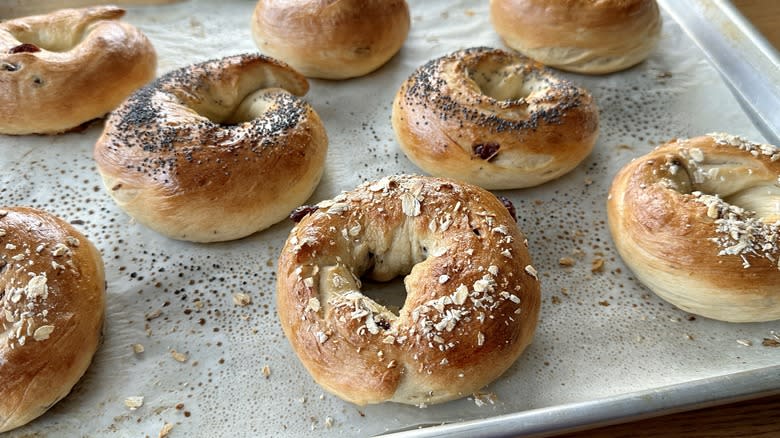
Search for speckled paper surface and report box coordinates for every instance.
[1,1,778,436]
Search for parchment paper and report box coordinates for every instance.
[1,1,777,436]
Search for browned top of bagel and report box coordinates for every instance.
[0,207,105,432]
[0,6,157,135]
[251,0,410,79]
[277,175,541,405]
[490,0,661,74]
[94,53,328,242]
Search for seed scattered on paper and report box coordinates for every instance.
[232,293,252,306]
[171,350,188,362]
[124,396,144,410]
[159,423,173,438]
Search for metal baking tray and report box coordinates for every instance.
[1,1,778,436]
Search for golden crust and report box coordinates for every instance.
[277,175,541,405]
[490,0,661,74]
[0,207,105,432]
[607,134,780,322]
[94,54,328,243]
[251,0,410,79]
[0,6,157,135]
[392,47,599,190]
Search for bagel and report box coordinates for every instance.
[490,0,662,74]
[93,54,328,243]
[0,6,156,135]
[391,47,599,190]
[277,175,541,405]
[0,207,105,432]
[608,133,780,322]
[251,0,410,79]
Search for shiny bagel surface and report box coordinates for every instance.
[490,0,662,74]
[252,0,410,79]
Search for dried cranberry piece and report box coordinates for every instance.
[9,43,41,54]
[498,196,517,222]
[289,205,318,222]
[473,143,500,161]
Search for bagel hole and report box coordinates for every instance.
[360,277,407,316]
[200,89,274,125]
[671,156,780,219]
[468,62,541,102]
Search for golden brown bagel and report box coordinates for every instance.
[277,175,541,406]
[0,6,157,135]
[251,0,410,79]
[608,133,780,322]
[0,207,105,432]
[490,0,662,74]
[392,47,599,190]
[94,54,328,243]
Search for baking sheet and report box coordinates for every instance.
[2,1,779,436]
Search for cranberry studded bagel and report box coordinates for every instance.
[277,175,541,405]
[94,54,328,243]
[392,47,599,190]
[608,133,780,322]
[490,0,662,74]
[0,207,105,432]
[0,6,156,135]
[252,0,410,79]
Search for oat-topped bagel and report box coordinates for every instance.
[0,6,156,135]
[94,54,328,243]
[277,175,541,405]
[490,0,662,74]
[608,133,780,322]
[0,207,105,432]
[392,47,599,190]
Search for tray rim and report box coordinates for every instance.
[659,0,780,146]
[381,364,780,437]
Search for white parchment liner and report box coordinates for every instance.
[1,1,777,436]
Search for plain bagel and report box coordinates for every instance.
[0,6,156,135]
[490,0,662,74]
[251,0,410,79]
[608,133,780,322]
[392,47,599,190]
[94,54,328,243]
[277,174,541,406]
[0,207,105,432]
